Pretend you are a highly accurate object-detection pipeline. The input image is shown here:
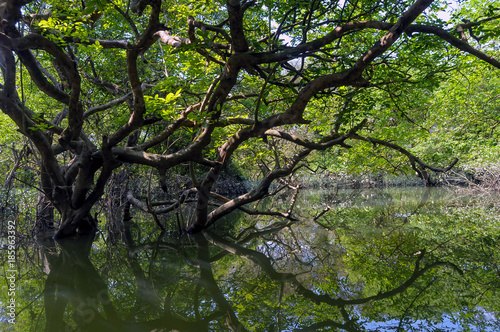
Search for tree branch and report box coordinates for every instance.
[226,0,249,52]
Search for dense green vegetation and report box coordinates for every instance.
[1,1,499,330]
[0,0,499,236]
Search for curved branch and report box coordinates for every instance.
[351,133,458,173]
[77,37,129,49]
[112,144,218,169]
[350,0,434,75]
[83,92,133,119]
[254,13,500,73]
[188,18,232,43]
[264,130,350,150]
[407,24,500,69]
[455,14,500,30]
[198,149,312,231]
[187,17,227,66]
[138,103,200,151]
[0,95,65,188]
[113,3,141,40]
[0,42,17,97]
[209,191,297,221]
[105,47,144,147]
[0,33,70,104]
[0,33,85,141]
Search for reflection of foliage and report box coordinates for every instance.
[312,188,500,330]
[2,188,500,331]
[2,0,500,238]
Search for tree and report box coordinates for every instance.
[0,0,499,238]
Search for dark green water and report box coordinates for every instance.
[1,187,499,331]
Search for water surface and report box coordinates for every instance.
[1,187,499,331]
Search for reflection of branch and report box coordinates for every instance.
[204,233,463,310]
[120,217,164,314]
[210,222,293,262]
[345,251,463,305]
[195,234,249,332]
[397,277,435,332]
[203,230,347,305]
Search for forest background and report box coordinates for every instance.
[0,0,499,238]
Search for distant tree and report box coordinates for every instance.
[0,0,499,238]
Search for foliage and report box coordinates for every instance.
[0,0,499,238]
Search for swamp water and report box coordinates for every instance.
[1,187,499,331]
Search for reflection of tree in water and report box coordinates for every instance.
[202,229,465,331]
[42,234,210,331]
[43,234,121,331]
[39,195,500,332]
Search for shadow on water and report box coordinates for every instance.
[2,187,500,331]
